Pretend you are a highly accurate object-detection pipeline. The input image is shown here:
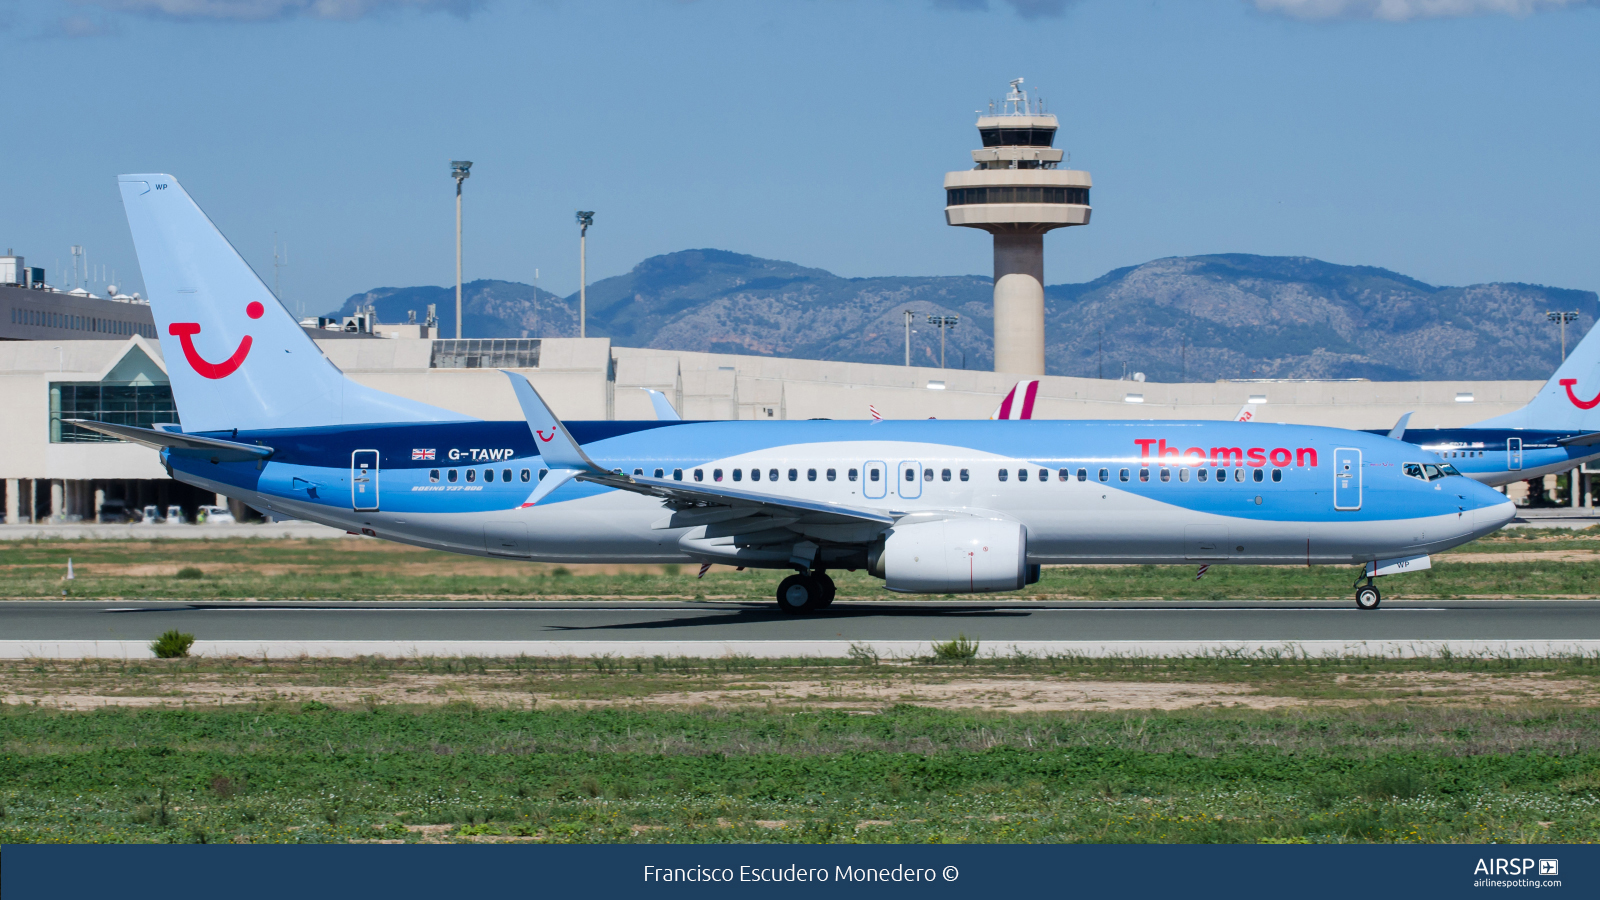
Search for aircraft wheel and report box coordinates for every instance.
[814,572,836,607]
[776,574,824,614]
[1355,584,1381,611]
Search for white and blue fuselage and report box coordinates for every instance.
[165,418,1512,569]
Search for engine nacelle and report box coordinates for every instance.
[873,518,1027,594]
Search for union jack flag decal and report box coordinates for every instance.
[411,448,436,461]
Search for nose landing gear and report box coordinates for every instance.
[1355,581,1381,611]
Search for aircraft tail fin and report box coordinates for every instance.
[992,380,1040,419]
[1472,319,1600,431]
[117,174,465,433]
[1234,404,1258,423]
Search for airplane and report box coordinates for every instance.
[79,174,1516,615]
[1361,321,1600,487]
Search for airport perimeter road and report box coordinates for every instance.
[4,600,1600,659]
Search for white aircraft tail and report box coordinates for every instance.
[117,174,464,433]
[1472,319,1600,432]
[1234,404,1258,422]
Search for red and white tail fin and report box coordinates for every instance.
[991,380,1040,420]
[1234,404,1258,423]
[868,404,882,421]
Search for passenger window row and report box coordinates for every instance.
[422,463,1297,490]
[429,468,532,484]
[998,467,1285,484]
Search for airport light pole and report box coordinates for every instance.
[928,314,959,369]
[1548,310,1580,362]
[451,161,472,340]
[576,211,594,339]
[904,310,916,367]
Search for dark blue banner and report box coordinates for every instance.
[4,843,1594,899]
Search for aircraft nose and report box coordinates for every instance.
[1470,485,1517,532]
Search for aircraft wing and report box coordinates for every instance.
[1557,431,1600,447]
[63,420,273,461]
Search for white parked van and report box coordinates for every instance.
[197,505,236,524]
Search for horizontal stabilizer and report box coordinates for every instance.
[64,420,273,461]
[1557,431,1600,447]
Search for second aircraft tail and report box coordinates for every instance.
[1473,318,1600,432]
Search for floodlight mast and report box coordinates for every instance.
[928,314,959,369]
[451,161,472,339]
[576,211,594,339]
[1548,310,1581,362]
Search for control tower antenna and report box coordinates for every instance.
[944,78,1091,375]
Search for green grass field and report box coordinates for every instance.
[2,654,1600,844]
[3,699,1599,844]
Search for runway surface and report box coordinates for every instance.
[4,599,1599,658]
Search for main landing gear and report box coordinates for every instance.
[775,570,836,615]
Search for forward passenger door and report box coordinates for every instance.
[1333,448,1361,511]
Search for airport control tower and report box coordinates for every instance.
[945,79,1091,376]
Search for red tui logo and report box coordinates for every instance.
[535,429,555,443]
[169,301,264,380]
[1560,378,1600,410]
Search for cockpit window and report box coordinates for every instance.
[1403,463,1425,480]
[1422,463,1443,481]
[1439,463,1462,477]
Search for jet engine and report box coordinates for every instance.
[869,518,1028,593]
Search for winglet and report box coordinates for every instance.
[643,389,681,421]
[1388,412,1414,441]
[501,370,606,474]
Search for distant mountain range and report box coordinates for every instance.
[333,250,1598,382]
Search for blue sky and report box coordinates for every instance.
[1,0,1597,314]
